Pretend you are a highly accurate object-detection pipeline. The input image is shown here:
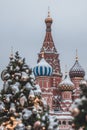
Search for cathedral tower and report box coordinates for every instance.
[69,50,85,99]
[33,11,62,109]
[37,11,62,89]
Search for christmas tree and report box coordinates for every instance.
[70,79,87,130]
[0,51,58,130]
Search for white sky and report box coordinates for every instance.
[0,0,87,85]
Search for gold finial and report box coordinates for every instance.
[45,7,52,23]
[10,46,13,58]
[41,51,45,58]
[48,6,50,17]
[76,49,78,61]
[65,65,68,78]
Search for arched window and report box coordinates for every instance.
[59,121,61,125]
[62,121,66,125]
[68,121,72,125]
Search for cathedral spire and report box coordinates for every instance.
[38,10,62,77]
[40,10,57,54]
[45,8,53,32]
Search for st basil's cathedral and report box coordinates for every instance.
[33,11,85,130]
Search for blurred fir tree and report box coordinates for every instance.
[0,51,58,130]
[70,79,87,130]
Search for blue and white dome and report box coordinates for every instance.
[33,58,52,76]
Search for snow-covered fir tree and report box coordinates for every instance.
[0,51,58,130]
[70,79,87,130]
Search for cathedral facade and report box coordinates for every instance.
[33,12,85,130]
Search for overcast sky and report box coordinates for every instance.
[0,0,87,85]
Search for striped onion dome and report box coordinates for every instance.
[69,59,85,78]
[33,58,52,77]
[69,50,85,78]
[59,74,74,91]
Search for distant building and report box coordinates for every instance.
[33,11,85,130]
